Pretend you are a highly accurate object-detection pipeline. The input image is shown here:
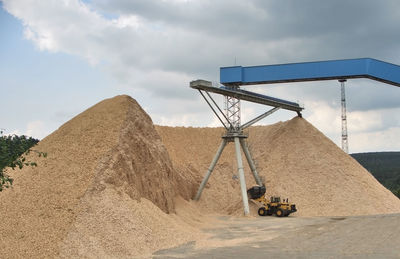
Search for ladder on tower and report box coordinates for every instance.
[339,79,349,153]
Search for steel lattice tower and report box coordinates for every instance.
[339,79,348,153]
[225,85,241,130]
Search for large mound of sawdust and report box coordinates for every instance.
[157,118,400,217]
[1,94,399,258]
[0,95,201,258]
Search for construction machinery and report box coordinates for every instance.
[247,186,297,217]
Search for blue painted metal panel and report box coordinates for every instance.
[220,66,242,83]
[220,58,400,87]
[367,59,400,86]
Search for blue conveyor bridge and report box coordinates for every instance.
[220,58,400,87]
[192,58,400,216]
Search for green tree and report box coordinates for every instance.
[0,131,46,191]
[393,188,400,199]
[352,152,400,197]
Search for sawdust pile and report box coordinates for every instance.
[157,118,400,217]
[0,95,202,258]
[1,95,400,258]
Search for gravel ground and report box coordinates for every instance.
[154,213,400,259]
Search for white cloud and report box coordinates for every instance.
[350,127,400,153]
[157,113,199,126]
[348,110,383,133]
[4,129,22,137]
[112,15,141,29]
[2,121,50,139]
[2,0,400,152]
[305,104,400,153]
[305,101,341,135]
[25,120,48,139]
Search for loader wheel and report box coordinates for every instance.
[258,207,267,216]
[276,208,284,217]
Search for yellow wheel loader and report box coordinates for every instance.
[247,186,297,217]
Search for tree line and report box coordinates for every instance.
[0,131,46,191]
[351,152,400,199]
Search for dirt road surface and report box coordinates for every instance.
[154,213,400,258]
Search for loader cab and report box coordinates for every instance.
[271,196,281,203]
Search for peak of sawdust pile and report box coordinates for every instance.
[0,95,198,258]
[157,117,400,217]
[249,117,400,216]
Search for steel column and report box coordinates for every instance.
[234,137,250,216]
[240,138,262,186]
[194,139,228,200]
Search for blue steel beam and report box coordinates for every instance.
[220,58,400,87]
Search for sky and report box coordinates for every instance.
[1,0,400,153]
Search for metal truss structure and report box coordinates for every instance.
[190,80,303,215]
[190,57,400,215]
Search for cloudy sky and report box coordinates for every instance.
[1,0,400,153]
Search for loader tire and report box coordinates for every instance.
[258,207,267,216]
[276,208,284,217]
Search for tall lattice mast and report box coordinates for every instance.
[339,79,348,153]
[225,85,241,130]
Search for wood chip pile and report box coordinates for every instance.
[157,118,400,217]
[1,95,399,258]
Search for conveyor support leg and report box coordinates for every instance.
[234,137,250,216]
[194,139,227,200]
[240,138,263,186]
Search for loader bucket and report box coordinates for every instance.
[247,185,266,199]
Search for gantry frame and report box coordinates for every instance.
[190,80,303,215]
